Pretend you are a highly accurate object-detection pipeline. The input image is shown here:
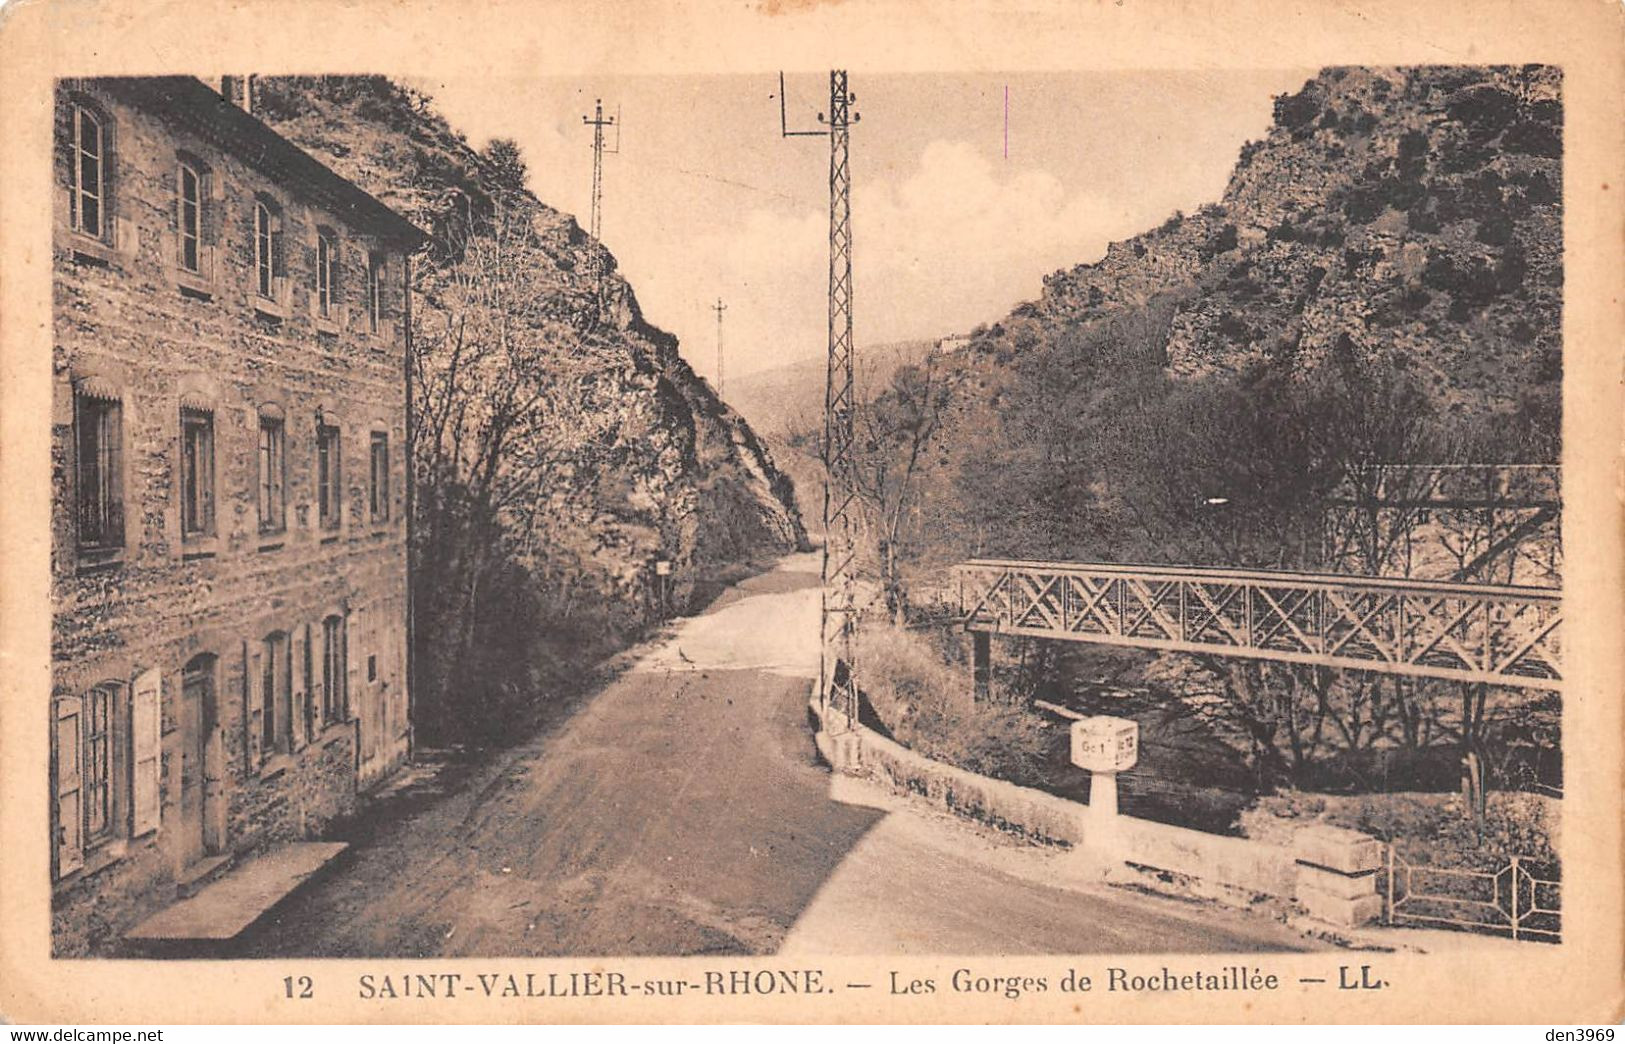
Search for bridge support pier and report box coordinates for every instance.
[970,631,991,704]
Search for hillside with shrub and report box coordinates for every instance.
[865,64,1560,582]
[837,66,1564,830]
[255,77,806,746]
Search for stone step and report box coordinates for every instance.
[175,853,233,898]
[125,841,347,953]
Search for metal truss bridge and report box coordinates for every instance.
[956,559,1562,690]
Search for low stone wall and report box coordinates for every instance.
[811,696,1381,926]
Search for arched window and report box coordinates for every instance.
[180,405,215,539]
[176,156,209,274]
[257,404,286,535]
[183,653,219,728]
[70,103,106,239]
[253,197,285,300]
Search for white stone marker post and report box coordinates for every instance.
[1069,715,1139,873]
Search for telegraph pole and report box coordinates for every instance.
[582,99,620,304]
[781,70,861,732]
[712,297,728,395]
[582,98,618,241]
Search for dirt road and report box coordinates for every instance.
[239,554,1314,957]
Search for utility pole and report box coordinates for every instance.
[712,297,728,395]
[782,71,861,732]
[582,98,620,304]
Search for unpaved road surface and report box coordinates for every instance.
[238,554,1315,957]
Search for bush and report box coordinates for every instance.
[855,625,1054,786]
[1241,789,1558,873]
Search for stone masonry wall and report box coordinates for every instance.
[49,80,411,955]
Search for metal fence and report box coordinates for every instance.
[1383,846,1561,942]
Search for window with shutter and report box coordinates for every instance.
[83,684,115,843]
[246,643,263,767]
[130,667,162,836]
[292,626,310,749]
[54,697,84,878]
[322,615,346,723]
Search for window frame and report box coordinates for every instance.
[74,389,124,556]
[321,615,347,725]
[70,103,106,240]
[316,228,337,319]
[254,200,275,299]
[179,407,216,540]
[366,251,384,333]
[368,431,390,523]
[81,683,117,845]
[261,631,291,759]
[317,421,342,532]
[257,413,287,536]
[177,159,203,274]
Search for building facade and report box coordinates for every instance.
[49,77,422,955]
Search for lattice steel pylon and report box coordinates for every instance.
[582,99,619,305]
[712,297,728,395]
[782,70,861,726]
[583,98,616,241]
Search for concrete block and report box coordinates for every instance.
[1293,824,1384,874]
[828,731,864,774]
[1296,881,1384,927]
[1296,862,1380,900]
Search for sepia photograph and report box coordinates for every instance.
[1,0,1621,1027]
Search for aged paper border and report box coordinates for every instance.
[1,0,1621,1025]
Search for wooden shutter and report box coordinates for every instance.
[271,219,287,280]
[130,667,162,836]
[201,417,216,534]
[292,626,309,749]
[54,697,84,877]
[104,402,124,546]
[246,642,263,767]
[347,609,363,727]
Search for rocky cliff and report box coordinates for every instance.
[256,76,803,600]
[1030,65,1561,447]
[253,77,804,742]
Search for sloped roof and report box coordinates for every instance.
[91,76,425,247]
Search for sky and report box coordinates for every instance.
[410,69,1314,384]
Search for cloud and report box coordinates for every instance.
[660,139,1142,380]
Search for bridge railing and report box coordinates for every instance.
[955,559,1561,689]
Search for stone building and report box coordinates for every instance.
[49,76,422,954]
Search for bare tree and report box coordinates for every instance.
[410,196,625,741]
[851,355,951,625]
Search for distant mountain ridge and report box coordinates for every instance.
[725,339,938,436]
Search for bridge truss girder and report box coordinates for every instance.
[956,560,1561,690]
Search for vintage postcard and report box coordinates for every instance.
[1,0,1621,1026]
